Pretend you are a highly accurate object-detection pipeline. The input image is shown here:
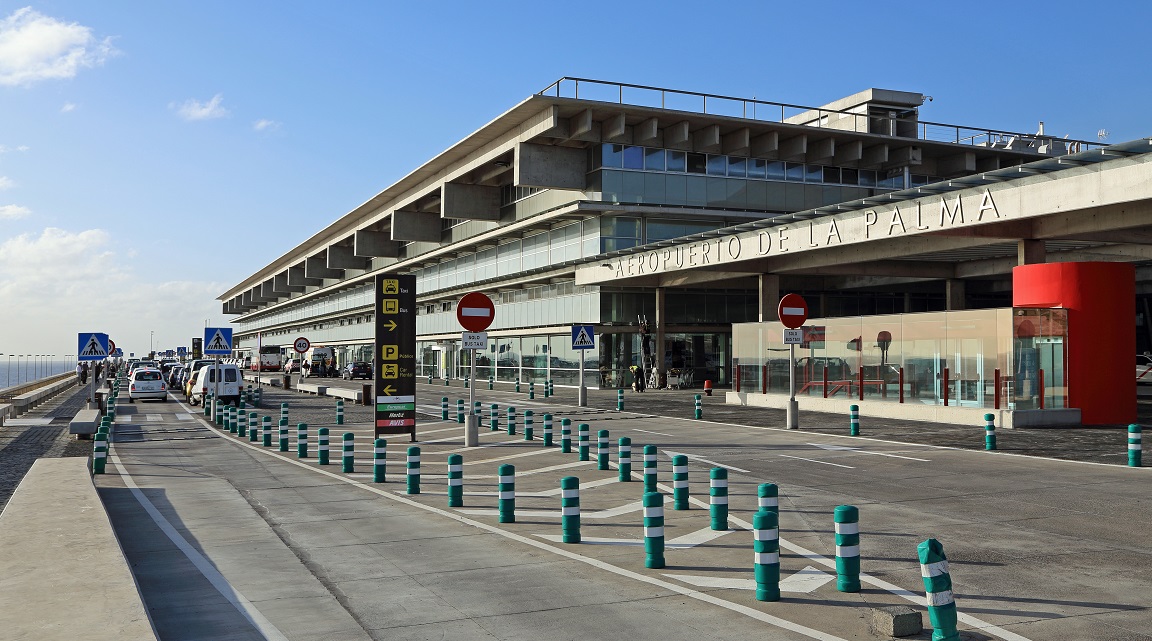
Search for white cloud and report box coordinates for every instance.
[0,145,29,154]
[0,204,30,219]
[171,93,229,121]
[60,102,76,113]
[253,118,281,132]
[0,7,116,87]
[0,227,229,355]
[0,176,14,190]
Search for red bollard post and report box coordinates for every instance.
[898,367,904,404]
[943,367,950,406]
[822,366,828,399]
[761,364,767,395]
[1039,369,1045,409]
[858,368,864,401]
[994,368,1001,409]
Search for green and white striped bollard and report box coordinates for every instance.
[543,379,549,398]
[506,406,516,435]
[279,419,289,452]
[473,400,481,421]
[489,403,499,431]
[280,402,288,424]
[262,415,272,447]
[548,379,554,397]
[237,409,247,438]
[342,432,355,473]
[374,439,387,482]
[561,476,580,543]
[204,393,212,417]
[985,413,997,450]
[239,398,246,412]
[498,463,515,523]
[406,446,421,494]
[618,437,632,481]
[918,539,960,641]
[336,399,344,425]
[297,423,309,458]
[710,467,728,530]
[643,445,658,493]
[617,389,623,411]
[597,430,610,471]
[672,455,689,510]
[427,373,432,384]
[488,376,493,390]
[694,394,703,420]
[849,404,860,436]
[560,418,571,454]
[254,387,262,406]
[543,414,553,447]
[753,510,781,601]
[529,381,534,399]
[317,428,330,465]
[834,505,860,592]
[758,482,778,513]
[214,402,222,427]
[447,454,463,507]
[441,397,448,421]
[92,433,108,474]
[515,379,520,393]
[521,410,532,440]
[457,399,465,424]
[1130,424,1142,467]
[248,412,258,442]
[230,406,239,434]
[464,376,469,389]
[643,491,665,569]
[444,376,449,386]
[578,423,590,461]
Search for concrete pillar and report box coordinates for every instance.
[946,279,966,311]
[758,274,780,322]
[1018,239,1046,265]
[904,292,913,313]
[655,287,666,379]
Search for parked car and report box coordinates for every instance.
[188,363,242,406]
[1138,354,1152,385]
[128,368,168,403]
[341,361,372,380]
[285,358,302,374]
[167,365,185,388]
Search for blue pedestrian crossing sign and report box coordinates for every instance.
[77,333,110,361]
[177,346,187,356]
[571,325,595,350]
[203,327,233,355]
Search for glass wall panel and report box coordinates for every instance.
[666,150,686,172]
[644,148,666,171]
[766,161,786,181]
[785,162,805,181]
[622,145,644,169]
[707,154,727,176]
[601,143,623,168]
[497,239,521,276]
[747,158,767,179]
[687,153,707,174]
[728,156,747,177]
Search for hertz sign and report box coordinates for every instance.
[374,273,417,441]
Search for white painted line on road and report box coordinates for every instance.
[808,443,930,462]
[515,460,592,476]
[666,526,736,548]
[147,414,161,422]
[417,425,465,436]
[664,450,751,473]
[664,566,834,593]
[634,428,675,437]
[439,437,523,455]
[459,500,644,520]
[175,413,194,421]
[461,448,553,465]
[535,527,732,549]
[779,454,854,469]
[527,475,618,496]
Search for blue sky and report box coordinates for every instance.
[1,1,1149,358]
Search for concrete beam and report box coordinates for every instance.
[1018,239,1045,265]
[289,265,322,288]
[758,274,779,322]
[328,244,368,270]
[604,113,628,141]
[636,118,662,146]
[249,286,275,303]
[938,151,976,176]
[751,132,779,158]
[861,145,888,167]
[887,146,923,167]
[693,125,721,153]
[665,121,691,151]
[274,272,303,294]
[525,105,568,139]
[515,142,586,190]
[441,183,501,221]
[305,255,343,280]
[976,156,1001,172]
[722,128,750,156]
[778,135,807,161]
[354,230,401,258]
[806,138,835,163]
[833,140,863,165]
[391,210,441,242]
[567,109,601,143]
[260,279,281,301]
[946,279,966,310]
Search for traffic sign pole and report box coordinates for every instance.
[457,293,494,447]
[778,294,808,430]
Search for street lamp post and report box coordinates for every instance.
[5,354,11,387]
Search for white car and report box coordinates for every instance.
[128,368,168,403]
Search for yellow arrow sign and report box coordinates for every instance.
[380,385,395,395]
[382,319,397,331]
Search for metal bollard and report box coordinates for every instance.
[428,373,433,384]
[548,379,554,397]
[474,400,481,421]
[672,455,689,510]
[834,505,861,592]
[248,412,258,442]
[643,445,658,493]
[406,446,421,494]
[489,403,499,431]
[617,389,624,411]
[238,409,248,438]
[457,399,465,424]
[850,404,860,436]
[336,399,345,426]
[543,379,549,398]
[753,511,781,601]
[262,415,272,447]
[985,413,997,451]
[578,423,590,461]
[342,432,355,473]
[318,428,330,465]
[543,413,553,447]
[618,437,632,481]
[507,406,517,436]
[515,379,520,393]
[758,482,778,513]
[597,430,610,471]
[279,419,289,452]
[441,397,448,421]
[297,423,309,458]
[694,394,703,420]
[918,539,960,641]
[529,381,535,399]
[447,454,463,507]
[710,468,728,530]
[524,410,534,441]
[374,438,387,482]
[464,376,469,389]
[280,402,288,424]
[444,376,449,386]
[488,376,493,390]
[92,433,108,474]
[643,492,666,569]
[561,476,580,543]
[560,418,571,454]
[229,406,238,433]
[498,463,515,523]
[1130,424,1143,467]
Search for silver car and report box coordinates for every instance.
[129,368,168,403]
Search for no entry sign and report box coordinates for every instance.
[457,292,495,332]
[777,293,809,329]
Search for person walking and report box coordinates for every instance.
[76,361,84,384]
[302,360,310,378]
[78,362,89,385]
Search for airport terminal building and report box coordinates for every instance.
[221,78,1152,426]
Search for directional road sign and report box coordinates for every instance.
[375,274,416,441]
[293,337,310,354]
[571,325,595,350]
[77,333,110,361]
[203,327,233,355]
[457,292,495,332]
[778,293,809,329]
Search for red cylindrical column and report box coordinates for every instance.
[943,368,950,406]
[858,368,864,401]
[1039,369,1045,410]
[898,367,904,404]
[761,364,767,395]
[994,368,1001,410]
[822,366,828,399]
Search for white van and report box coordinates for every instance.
[188,363,242,406]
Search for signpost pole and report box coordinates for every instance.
[787,343,798,429]
[579,349,586,407]
[466,349,479,446]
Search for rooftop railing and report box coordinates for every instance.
[538,77,1101,153]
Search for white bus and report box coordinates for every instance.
[254,345,282,372]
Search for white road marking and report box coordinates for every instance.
[664,450,751,473]
[461,448,553,465]
[634,429,675,437]
[809,443,930,462]
[534,527,731,549]
[175,413,194,421]
[779,454,854,469]
[663,566,834,593]
[526,476,619,496]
